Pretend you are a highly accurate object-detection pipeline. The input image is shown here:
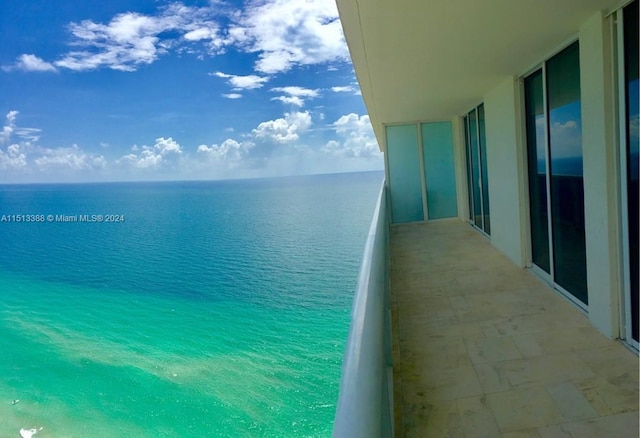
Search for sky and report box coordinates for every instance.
[0,0,383,183]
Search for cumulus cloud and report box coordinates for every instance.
[270,86,320,107]
[197,138,253,167]
[0,111,107,176]
[52,4,226,71]
[0,144,28,170]
[549,118,582,158]
[117,137,183,169]
[34,145,106,170]
[323,113,380,158]
[1,111,19,145]
[3,54,57,72]
[211,71,269,90]
[222,93,243,99]
[7,0,349,77]
[252,111,312,143]
[228,0,349,74]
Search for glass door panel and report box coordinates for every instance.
[524,42,587,306]
[623,0,639,341]
[478,104,491,235]
[525,70,551,274]
[464,117,474,221]
[386,124,424,224]
[546,42,587,304]
[421,122,458,219]
[468,109,483,228]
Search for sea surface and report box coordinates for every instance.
[0,171,383,437]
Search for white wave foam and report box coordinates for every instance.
[19,427,42,438]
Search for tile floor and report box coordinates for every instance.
[390,221,639,438]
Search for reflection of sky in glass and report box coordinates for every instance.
[550,101,582,176]
[535,115,545,173]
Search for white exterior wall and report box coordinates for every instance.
[484,77,527,267]
[579,11,621,338]
[451,117,469,222]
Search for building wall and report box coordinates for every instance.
[483,77,527,267]
[472,10,624,339]
[579,11,621,338]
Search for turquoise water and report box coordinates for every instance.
[0,172,383,437]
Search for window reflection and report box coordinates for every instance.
[547,42,587,304]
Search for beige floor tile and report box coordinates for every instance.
[456,395,501,437]
[501,430,541,438]
[474,362,513,394]
[545,382,598,421]
[390,221,639,437]
[487,387,565,432]
[403,400,463,438]
[512,327,615,357]
[465,337,524,364]
[420,364,484,401]
[497,353,595,388]
[537,411,640,438]
[576,345,640,382]
[574,374,639,416]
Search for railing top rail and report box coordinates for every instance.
[332,181,389,438]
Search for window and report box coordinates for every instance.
[524,42,588,306]
[463,104,490,235]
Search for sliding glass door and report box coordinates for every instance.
[524,42,588,306]
[385,122,458,224]
[620,0,639,343]
[464,104,490,235]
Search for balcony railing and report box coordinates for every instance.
[332,182,393,438]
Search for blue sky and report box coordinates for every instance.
[0,0,382,183]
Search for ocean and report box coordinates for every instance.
[0,171,383,437]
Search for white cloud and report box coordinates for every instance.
[8,1,349,75]
[270,86,320,107]
[184,27,215,41]
[228,0,349,74]
[252,111,312,143]
[271,86,320,98]
[197,138,253,167]
[271,96,304,107]
[53,4,225,71]
[117,137,183,169]
[0,144,28,170]
[3,54,57,72]
[34,145,106,170]
[212,71,269,90]
[331,85,362,95]
[222,93,243,99]
[14,127,42,142]
[1,111,19,145]
[323,113,380,158]
[549,119,582,158]
[154,137,182,155]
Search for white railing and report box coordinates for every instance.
[332,182,393,438]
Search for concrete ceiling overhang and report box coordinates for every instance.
[335,0,620,150]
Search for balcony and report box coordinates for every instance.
[391,221,639,437]
[333,187,639,437]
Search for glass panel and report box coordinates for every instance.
[624,0,639,341]
[464,116,474,221]
[478,104,491,235]
[421,121,458,219]
[386,124,424,224]
[525,70,551,274]
[547,42,588,304]
[468,109,483,228]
